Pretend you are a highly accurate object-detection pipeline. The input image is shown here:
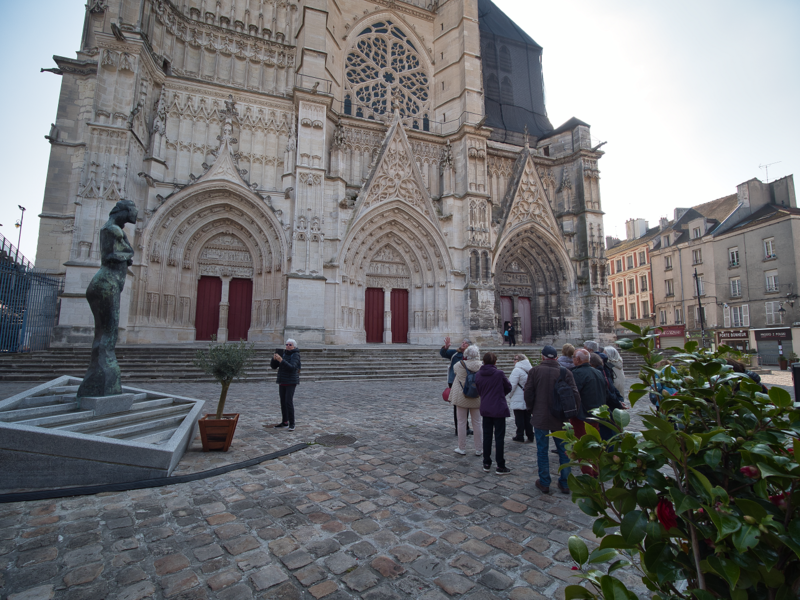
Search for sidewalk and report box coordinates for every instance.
[0,378,654,600]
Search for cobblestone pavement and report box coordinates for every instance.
[3,364,793,600]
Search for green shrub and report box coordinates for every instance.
[194,340,256,419]
[558,322,800,600]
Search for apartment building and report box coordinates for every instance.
[649,175,799,362]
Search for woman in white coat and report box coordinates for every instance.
[604,346,626,397]
[508,354,533,442]
[450,345,484,456]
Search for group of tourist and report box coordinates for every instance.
[441,338,627,493]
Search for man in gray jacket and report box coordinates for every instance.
[524,346,581,495]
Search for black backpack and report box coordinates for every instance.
[550,367,578,421]
[461,360,479,398]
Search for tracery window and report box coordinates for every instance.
[486,73,500,100]
[501,76,514,104]
[345,20,430,120]
[499,46,512,72]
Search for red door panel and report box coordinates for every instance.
[500,296,512,334]
[228,278,253,341]
[365,288,384,343]
[390,289,408,343]
[518,297,532,343]
[195,276,222,341]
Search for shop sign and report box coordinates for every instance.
[717,329,749,341]
[754,328,791,341]
[656,325,685,337]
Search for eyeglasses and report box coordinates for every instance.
[285,343,294,347]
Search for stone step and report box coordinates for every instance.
[55,404,192,435]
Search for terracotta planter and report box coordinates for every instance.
[198,413,239,451]
[779,360,788,371]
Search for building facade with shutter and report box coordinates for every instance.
[34,0,613,346]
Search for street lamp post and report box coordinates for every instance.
[14,205,25,265]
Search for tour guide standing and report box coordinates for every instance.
[440,337,473,436]
[271,339,301,431]
[475,352,513,475]
[524,345,581,494]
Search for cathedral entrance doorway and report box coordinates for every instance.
[365,288,384,343]
[228,278,253,341]
[390,289,408,343]
[500,296,512,335]
[195,276,222,341]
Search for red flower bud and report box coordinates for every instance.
[739,465,760,479]
[769,491,789,510]
[571,566,579,571]
[655,497,678,531]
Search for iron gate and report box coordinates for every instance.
[0,262,62,352]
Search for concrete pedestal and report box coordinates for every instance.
[78,393,135,416]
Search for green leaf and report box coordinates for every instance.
[757,462,788,478]
[577,498,599,517]
[732,523,760,552]
[637,487,658,509]
[600,575,633,600]
[768,386,792,408]
[689,590,716,600]
[588,547,619,564]
[794,437,800,462]
[684,341,698,352]
[599,535,634,550]
[703,449,722,468]
[643,542,666,572]
[564,585,595,600]
[689,467,713,499]
[584,422,602,442]
[707,555,740,589]
[735,498,768,521]
[612,409,630,429]
[670,488,702,514]
[778,521,800,559]
[607,559,630,574]
[620,322,642,336]
[592,518,607,538]
[569,536,589,566]
[620,510,647,546]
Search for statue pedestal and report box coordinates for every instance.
[78,393,135,416]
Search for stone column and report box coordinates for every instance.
[217,275,232,343]
[512,294,521,343]
[383,287,392,344]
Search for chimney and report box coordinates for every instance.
[606,236,620,250]
[625,218,649,240]
[674,208,689,221]
[659,217,669,230]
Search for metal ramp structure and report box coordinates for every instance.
[0,376,205,491]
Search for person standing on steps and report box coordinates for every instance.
[475,352,513,475]
[271,339,301,431]
[507,354,533,443]
[440,337,473,436]
[524,345,581,495]
[503,321,517,346]
[450,345,484,457]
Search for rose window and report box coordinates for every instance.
[345,21,430,124]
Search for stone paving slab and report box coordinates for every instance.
[0,373,725,599]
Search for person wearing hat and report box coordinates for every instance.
[523,345,581,494]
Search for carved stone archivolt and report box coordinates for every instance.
[505,158,558,236]
[197,233,254,279]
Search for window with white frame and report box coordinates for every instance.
[764,238,776,259]
[629,303,637,319]
[664,255,673,270]
[694,274,705,296]
[659,310,667,325]
[665,279,674,296]
[627,255,634,269]
[729,247,739,267]
[675,308,683,324]
[692,248,703,265]
[616,259,623,273]
[663,235,670,247]
[617,304,625,321]
[730,277,741,297]
[765,301,783,325]
[628,279,635,295]
[640,275,648,292]
[616,281,623,297]
[638,251,647,265]
[694,305,706,326]
[692,227,701,239]
[641,300,650,317]
[731,305,748,327]
[765,270,779,292]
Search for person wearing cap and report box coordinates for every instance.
[523,345,581,494]
[441,336,473,436]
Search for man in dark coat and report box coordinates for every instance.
[571,349,612,439]
[524,345,581,494]
[440,337,472,435]
[475,352,512,475]
[271,339,301,431]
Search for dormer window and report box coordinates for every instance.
[692,227,701,239]
[662,235,669,247]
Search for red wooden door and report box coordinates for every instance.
[518,297,532,343]
[228,278,253,341]
[500,296,512,334]
[365,288,384,343]
[195,276,222,341]
[390,289,408,343]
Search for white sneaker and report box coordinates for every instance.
[475,450,482,456]
[454,448,466,455]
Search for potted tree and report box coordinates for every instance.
[747,347,759,368]
[194,340,255,451]
[778,353,788,370]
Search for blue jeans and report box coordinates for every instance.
[534,428,569,488]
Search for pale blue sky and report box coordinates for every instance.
[1,1,798,263]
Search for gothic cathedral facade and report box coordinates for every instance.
[36,0,613,346]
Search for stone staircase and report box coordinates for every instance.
[0,345,651,385]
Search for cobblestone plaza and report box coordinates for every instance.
[1,373,794,599]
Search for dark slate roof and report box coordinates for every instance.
[659,193,738,246]
[727,204,800,232]
[477,0,541,48]
[606,225,664,257]
[543,117,591,139]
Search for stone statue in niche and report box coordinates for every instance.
[77,199,138,399]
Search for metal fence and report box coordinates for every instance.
[0,260,63,353]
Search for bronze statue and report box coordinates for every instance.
[77,199,138,398]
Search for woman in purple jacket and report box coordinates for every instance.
[475,352,513,475]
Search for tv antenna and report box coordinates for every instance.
[759,161,781,183]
